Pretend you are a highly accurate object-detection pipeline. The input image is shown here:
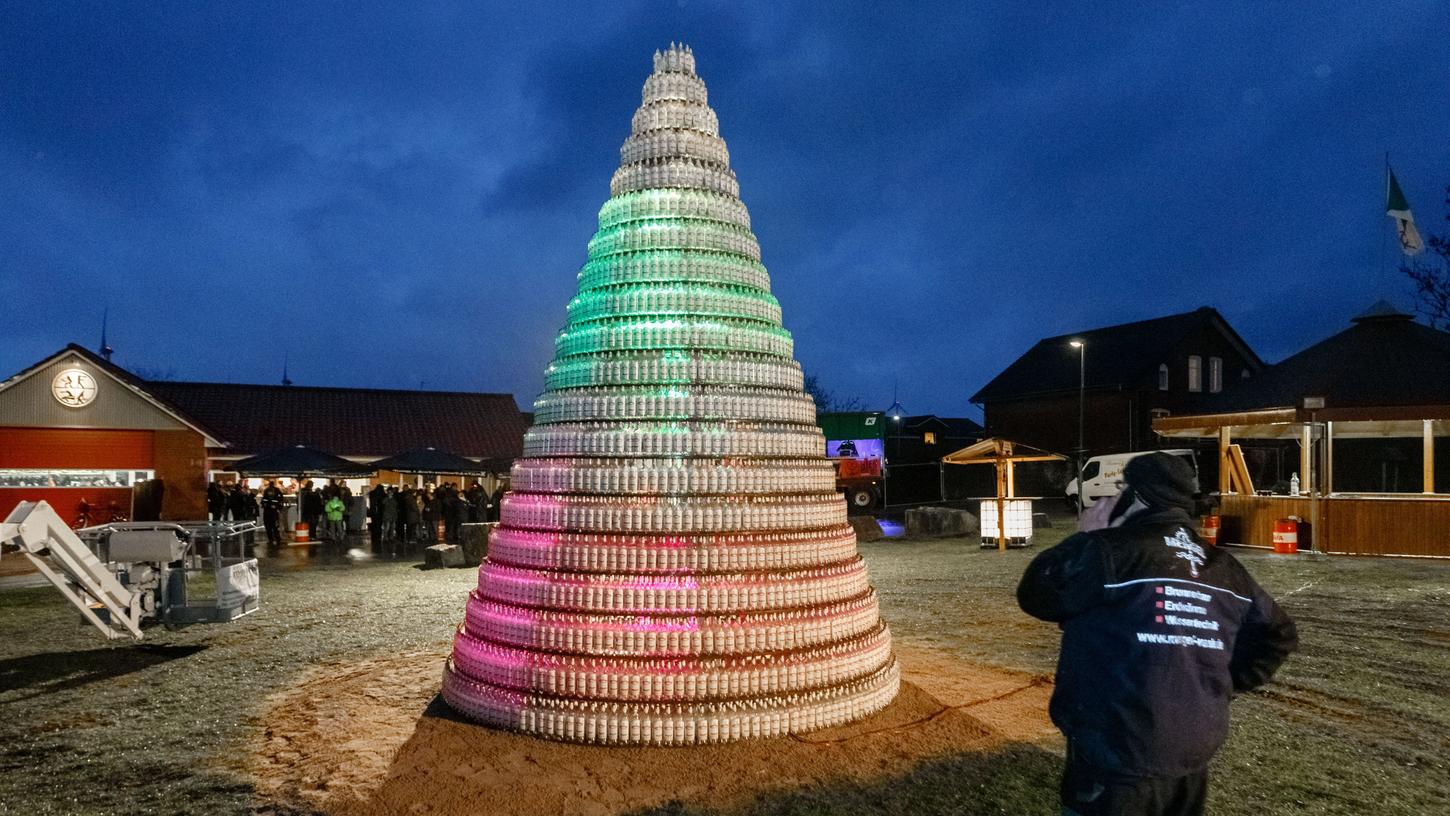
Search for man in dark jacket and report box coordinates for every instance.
[367,483,386,552]
[300,480,324,541]
[207,481,226,521]
[261,480,284,550]
[226,482,248,523]
[1018,453,1297,816]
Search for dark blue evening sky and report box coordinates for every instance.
[4,2,1448,416]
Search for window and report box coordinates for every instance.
[1188,356,1202,392]
[1080,460,1100,481]
[1158,364,1169,391]
[923,431,937,444]
[1241,368,1251,380]
[0,469,154,488]
[1209,357,1223,393]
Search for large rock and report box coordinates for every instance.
[425,543,466,569]
[459,522,494,565]
[904,506,979,538]
[847,516,885,542]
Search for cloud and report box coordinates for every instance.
[2,1,1449,413]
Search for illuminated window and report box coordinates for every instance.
[923,431,937,444]
[1188,356,1202,392]
[1209,357,1223,393]
[1158,364,1169,391]
[0,469,155,488]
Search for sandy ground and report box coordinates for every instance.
[0,552,41,576]
[247,643,1057,816]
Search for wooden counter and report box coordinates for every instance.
[1219,493,1450,557]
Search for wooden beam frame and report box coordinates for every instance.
[1218,426,1232,494]
[1426,419,1436,495]
[1300,424,1313,495]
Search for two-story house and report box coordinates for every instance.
[970,307,1265,457]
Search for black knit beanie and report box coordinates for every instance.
[1123,452,1198,513]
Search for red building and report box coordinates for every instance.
[0,344,527,523]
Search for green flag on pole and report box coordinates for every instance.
[1386,168,1424,255]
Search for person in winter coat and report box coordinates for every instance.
[488,484,506,522]
[380,486,399,555]
[300,480,324,540]
[367,483,386,551]
[449,486,470,542]
[440,484,457,543]
[1018,453,1297,816]
[402,487,422,548]
[261,480,285,550]
[240,483,260,520]
[207,481,227,521]
[466,482,485,523]
[225,482,248,522]
[323,493,346,544]
[422,487,440,544]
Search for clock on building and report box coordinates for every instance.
[52,368,98,408]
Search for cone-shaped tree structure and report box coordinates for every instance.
[442,44,899,744]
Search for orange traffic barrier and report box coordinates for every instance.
[1200,515,1220,546]
[1272,518,1298,554]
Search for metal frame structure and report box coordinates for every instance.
[1,501,260,640]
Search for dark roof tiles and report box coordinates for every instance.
[1204,307,1450,412]
[146,381,528,458]
[971,307,1260,403]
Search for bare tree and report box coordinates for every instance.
[1401,184,1450,329]
[803,374,863,413]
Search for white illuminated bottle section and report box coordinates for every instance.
[441,43,899,744]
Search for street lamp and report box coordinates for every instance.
[1069,339,1086,517]
[883,386,905,510]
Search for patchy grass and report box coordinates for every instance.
[1,526,1447,815]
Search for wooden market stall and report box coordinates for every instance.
[1154,303,1450,557]
[942,437,1066,549]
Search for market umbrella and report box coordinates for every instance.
[231,445,376,478]
[369,447,496,476]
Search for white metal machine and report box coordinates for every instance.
[0,500,260,640]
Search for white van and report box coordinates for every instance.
[1065,449,1199,509]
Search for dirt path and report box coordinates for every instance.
[247,643,1056,815]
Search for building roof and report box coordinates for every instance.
[1199,302,1450,414]
[970,307,1263,404]
[900,414,984,437]
[3,342,528,460]
[0,344,228,446]
[146,380,527,459]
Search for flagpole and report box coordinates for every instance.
[1381,151,1391,296]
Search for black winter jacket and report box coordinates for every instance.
[1018,507,1297,779]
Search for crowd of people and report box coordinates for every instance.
[365,481,503,557]
[206,480,263,523]
[207,478,296,549]
[206,476,504,555]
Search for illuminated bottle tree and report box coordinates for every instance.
[442,43,899,744]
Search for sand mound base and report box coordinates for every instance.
[249,645,1054,815]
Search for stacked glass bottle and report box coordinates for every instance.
[442,43,899,744]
